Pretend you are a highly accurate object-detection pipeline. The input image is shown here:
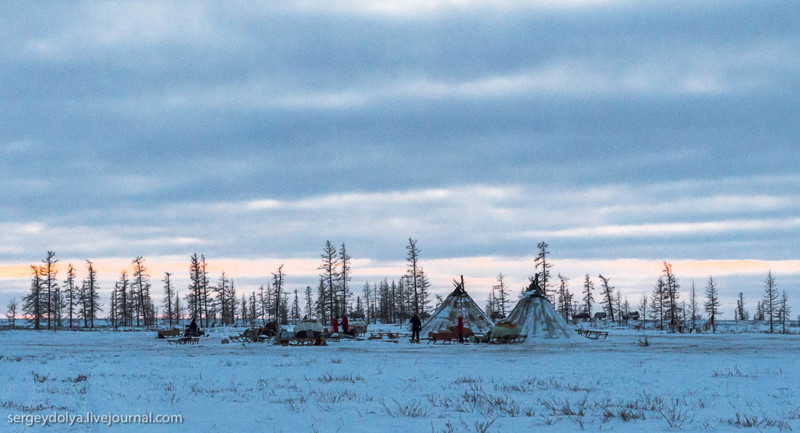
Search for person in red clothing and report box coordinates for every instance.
[342,314,349,334]
[331,316,339,334]
[457,316,465,343]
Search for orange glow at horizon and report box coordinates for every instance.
[0,265,32,279]
[1,257,797,280]
[1,256,798,298]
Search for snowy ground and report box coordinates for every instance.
[1,327,798,432]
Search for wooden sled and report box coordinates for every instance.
[575,329,609,340]
[229,333,267,343]
[488,334,527,344]
[427,327,479,344]
[167,337,200,345]
[427,331,456,344]
[280,337,326,346]
[157,329,181,339]
[230,326,274,343]
[368,332,399,340]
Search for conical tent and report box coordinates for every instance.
[420,279,494,335]
[506,283,576,342]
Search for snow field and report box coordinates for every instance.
[1,329,799,432]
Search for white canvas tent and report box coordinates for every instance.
[420,278,494,336]
[506,281,577,342]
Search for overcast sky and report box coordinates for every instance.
[2,1,799,315]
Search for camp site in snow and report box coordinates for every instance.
[3,1,800,432]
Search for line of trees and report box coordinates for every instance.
[108,257,156,328]
[485,273,511,320]
[640,265,792,334]
[13,239,434,329]
[502,244,795,335]
[21,252,102,329]
[237,264,288,327]
[647,262,683,332]
[10,245,795,334]
[560,260,793,335]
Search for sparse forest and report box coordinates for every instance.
[7,243,795,334]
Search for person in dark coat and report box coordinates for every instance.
[457,316,465,343]
[410,314,422,343]
[186,318,199,337]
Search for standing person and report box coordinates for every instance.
[457,316,465,343]
[410,314,422,343]
[342,314,349,334]
[331,316,339,334]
